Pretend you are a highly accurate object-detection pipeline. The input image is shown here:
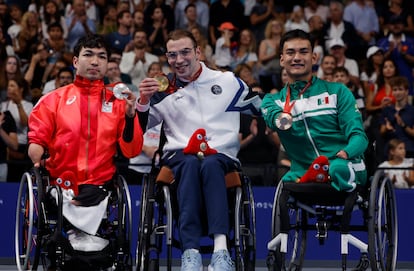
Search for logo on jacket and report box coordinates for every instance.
[66,96,77,105]
[211,85,222,95]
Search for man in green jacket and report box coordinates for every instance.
[261,29,368,192]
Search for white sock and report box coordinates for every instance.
[213,234,227,252]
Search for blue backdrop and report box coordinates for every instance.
[1,183,413,263]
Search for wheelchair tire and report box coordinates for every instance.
[269,181,307,271]
[113,175,133,270]
[235,174,256,271]
[367,170,398,271]
[135,173,157,271]
[15,169,44,271]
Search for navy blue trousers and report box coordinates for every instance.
[163,150,239,250]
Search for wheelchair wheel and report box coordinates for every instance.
[135,173,158,271]
[235,174,256,271]
[15,169,44,271]
[367,170,398,271]
[268,181,307,271]
[111,175,133,270]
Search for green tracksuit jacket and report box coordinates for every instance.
[261,76,368,191]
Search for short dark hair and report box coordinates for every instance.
[332,66,349,76]
[389,76,409,89]
[47,22,63,33]
[73,34,111,58]
[57,66,74,78]
[184,3,196,13]
[166,29,198,48]
[280,29,314,52]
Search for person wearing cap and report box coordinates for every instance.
[377,14,414,94]
[326,37,360,87]
[208,0,245,47]
[214,21,236,70]
[360,45,384,98]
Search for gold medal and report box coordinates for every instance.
[155,74,169,92]
[112,83,130,100]
[275,112,293,130]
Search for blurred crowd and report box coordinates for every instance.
[0,0,414,188]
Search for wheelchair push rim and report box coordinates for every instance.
[368,170,398,271]
[15,170,43,271]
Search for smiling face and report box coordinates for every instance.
[73,47,108,81]
[166,37,201,82]
[280,38,316,82]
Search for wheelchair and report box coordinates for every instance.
[135,162,257,271]
[266,169,398,271]
[15,167,133,271]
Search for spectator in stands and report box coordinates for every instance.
[65,0,97,50]
[13,11,41,69]
[343,0,379,55]
[379,138,414,189]
[0,104,18,182]
[365,58,399,164]
[145,7,169,62]
[132,9,145,34]
[44,22,71,65]
[105,58,137,94]
[105,10,133,52]
[0,26,13,62]
[120,29,159,87]
[326,38,360,88]
[128,62,163,184]
[0,55,23,101]
[190,26,214,68]
[231,28,258,71]
[379,76,414,160]
[378,0,414,38]
[214,22,236,71]
[308,15,325,69]
[174,0,209,34]
[24,42,52,90]
[98,4,117,35]
[360,45,385,98]
[249,0,276,45]
[144,0,175,33]
[182,4,207,38]
[7,4,23,48]
[333,66,366,119]
[377,14,414,94]
[43,63,73,94]
[40,0,68,40]
[284,5,309,33]
[2,77,32,181]
[322,1,364,60]
[317,54,337,82]
[257,18,284,91]
[209,0,245,47]
[304,0,329,23]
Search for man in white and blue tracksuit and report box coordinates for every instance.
[136,30,262,271]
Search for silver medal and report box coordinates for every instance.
[112,83,130,100]
[275,112,293,130]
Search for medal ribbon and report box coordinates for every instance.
[283,79,312,114]
[168,65,203,93]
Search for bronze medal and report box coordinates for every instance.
[275,112,293,130]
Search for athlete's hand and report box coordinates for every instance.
[138,77,159,105]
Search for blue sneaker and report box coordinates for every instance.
[181,249,203,271]
[208,249,233,271]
